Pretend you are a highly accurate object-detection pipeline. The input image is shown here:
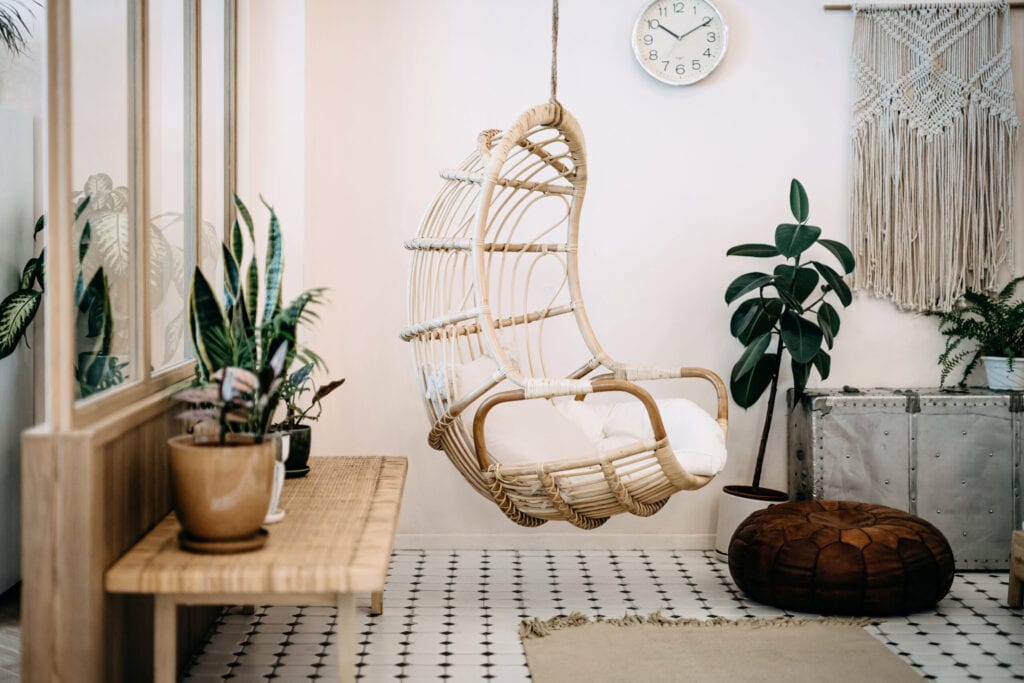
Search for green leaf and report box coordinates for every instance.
[812,350,831,380]
[245,257,259,328]
[263,207,283,323]
[774,264,820,303]
[231,219,244,265]
[791,359,811,395]
[20,258,40,290]
[776,287,803,312]
[780,311,823,363]
[33,215,44,240]
[0,290,41,359]
[730,298,783,344]
[78,268,108,340]
[726,244,780,258]
[222,243,240,308]
[35,248,45,291]
[730,353,777,409]
[189,268,233,374]
[735,332,772,380]
[789,179,809,223]
[775,223,822,258]
[73,194,91,222]
[73,271,85,307]
[812,262,853,307]
[817,302,840,348]
[234,194,255,242]
[79,220,91,263]
[817,238,855,275]
[725,272,773,304]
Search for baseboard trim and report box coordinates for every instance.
[394,533,715,551]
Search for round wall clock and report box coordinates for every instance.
[632,0,728,86]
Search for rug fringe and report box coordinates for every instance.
[519,612,877,640]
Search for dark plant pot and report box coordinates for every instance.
[167,434,275,548]
[285,425,312,474]
[714,484,789,561]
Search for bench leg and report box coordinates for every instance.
[1010,571,1023,608]
[154,595,177,683]
[370,590,384,616]
[337,593,356,683]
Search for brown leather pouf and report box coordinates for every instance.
[729,500,955,616]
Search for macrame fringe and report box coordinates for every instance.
[519,611,877,640]
[849,2,1019,312]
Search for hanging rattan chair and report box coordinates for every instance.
[400,100,729,529]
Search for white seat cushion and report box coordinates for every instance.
[453,356,727,477]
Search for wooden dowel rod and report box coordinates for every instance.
[825,2,1024,8]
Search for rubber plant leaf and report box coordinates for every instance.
[730,299,783,345]
[730,353,777,409]
[0,289,41,359]
[734,332,772,380]
[811,262,852,307]
[774,223,821,258]
[726,244,780,258]
[817,238,856,275]
[725,272,773,304]
[789,179,809,223]
[774,264,819,303]
[812,350,831,380]
[817,302,840,349]
[780,311,823,364]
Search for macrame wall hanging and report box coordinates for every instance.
[849,1,1019,312]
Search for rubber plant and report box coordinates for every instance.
[724,179,856,491]
[932,277,1024,388]
[186,195,326,441]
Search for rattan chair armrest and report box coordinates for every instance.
[472,378,667,470]
[610,364,729,435]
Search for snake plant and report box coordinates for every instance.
[724,179,856,490]
[187,196,325,436]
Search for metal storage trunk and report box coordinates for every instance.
[788,388,1022,570]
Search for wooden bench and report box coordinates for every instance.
[106,456,407,683]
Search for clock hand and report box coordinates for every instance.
[677,17,712,40]
[656,23,683,40]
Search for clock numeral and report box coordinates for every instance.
[673,1,684,11]
[659,6,668,16]
[647,18,660,29]
[707,31,717,42]
[675,63,685,75]
[692,59,702,71]
[643,34,654,46]
[703,48,712,57]
[662,60,670,72]
[649,50,659,60]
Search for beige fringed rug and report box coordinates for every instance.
[519,613,922,682]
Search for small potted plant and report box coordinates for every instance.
[273,363,345,477]
[170,195,325,551]
[933,278,1024,390]
[718,179,855,559]
[169,348,288,552]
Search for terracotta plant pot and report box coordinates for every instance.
[284,425,312,475]
[714,484,788,562]
[167,434,276,544]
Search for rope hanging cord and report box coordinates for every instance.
[551,0,559,102]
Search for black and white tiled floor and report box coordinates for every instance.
[184,550,1024,682]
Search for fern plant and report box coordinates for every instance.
[933,278,1024,388]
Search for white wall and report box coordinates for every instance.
[287,0,1024,547]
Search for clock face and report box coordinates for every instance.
[632,0,728,86]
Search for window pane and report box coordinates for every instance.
[148,0,190,370]
[201,0,227,251]
[70,0,134,399]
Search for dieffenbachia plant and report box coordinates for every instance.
[724,179,855,490]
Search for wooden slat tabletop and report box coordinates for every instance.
[105,456,407,595]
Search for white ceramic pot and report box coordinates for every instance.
[714,485,788,562]
[983,356,1024,391]
[264,433,290,525]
